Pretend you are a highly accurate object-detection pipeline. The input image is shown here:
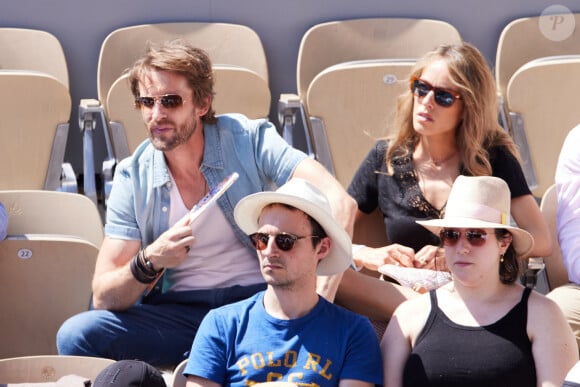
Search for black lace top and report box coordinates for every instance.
[347,140,530,251]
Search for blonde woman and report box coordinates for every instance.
[336,42,551,320]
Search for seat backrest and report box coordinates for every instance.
[0,71,71,190]
[170,359,188,387]
[0,236,98,357]
[0,355,115,383]
[306,59,414,187]
[105,66,271,157]
[495,13,580,106]
[296,18,461,102]
[0,27,69,89]
[0,190,104,246]
[540,184,569,290]
[98,22,268,104]
[506,55,580,197]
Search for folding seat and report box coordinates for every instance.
[278,17,461,165]
[0,190,104,247]
[80,22,271,204]
[495,13,580,195]
[0,355,115,383]
[0,28,76,192]
[505,56,580,198]
[0,236,98,357]
[495,13,580,131]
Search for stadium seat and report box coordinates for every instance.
[0,71,76,192]
[0,190,104,247]
[80,22,271,205]
[495,13,580,131]
[0,27,69,89]
[0,355,115,383]
[278,17,461,161]
[0,236,98,357]
[505,55,580,197]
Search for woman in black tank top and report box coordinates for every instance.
[381,176,578,387]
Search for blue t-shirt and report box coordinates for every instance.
[184,291,383,386]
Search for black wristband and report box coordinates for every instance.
[130,254,157,284]
[142,249,163,274]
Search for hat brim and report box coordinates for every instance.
[234,191,352,275]
[417,217,534,257]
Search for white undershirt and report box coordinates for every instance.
[164,177,264,291]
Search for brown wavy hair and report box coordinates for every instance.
[128,39,217,124]
[386,42,518,175]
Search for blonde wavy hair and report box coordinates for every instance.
[386,42,518,175]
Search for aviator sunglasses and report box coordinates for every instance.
[249,232,320,252]
[410,77,461,108]
[439,228,489,247]
[134,94,184,109]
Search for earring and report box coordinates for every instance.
[499,254,504,263]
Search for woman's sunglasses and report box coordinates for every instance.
[249,232,320,252]
[410,77,461,108]
[439,228,488,247]
[134,94,184,109]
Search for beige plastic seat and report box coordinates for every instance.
[0,190,104,247]
[0,355,115,383]
[81,22,271,203]
[279,17,461,158]
[505,55,580,198]
[0,71,75,192]
[0,236,98,357]
[495,13,580,128]
[539,184,569,291]
[170,359,188,387]
[306,59,414,186]
[0,27,69,89]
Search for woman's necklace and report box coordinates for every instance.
[428,151,458,167]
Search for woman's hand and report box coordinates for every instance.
[414,245,448,271]
[353,244,415,271]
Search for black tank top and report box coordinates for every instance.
[402,287,536,387]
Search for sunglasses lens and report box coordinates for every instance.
[249,233,269,250]
[275,234,297,251]
[465,230,487,246]
[160,95,183,108]
[434,91,455,107]
[440,230,460,246]
[413,80,429,97]
[135,97,155,108]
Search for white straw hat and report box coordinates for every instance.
[416,175,534,256]
[234,178,352,275]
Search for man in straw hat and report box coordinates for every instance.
[381,175,577,387]
[183,178,382,387]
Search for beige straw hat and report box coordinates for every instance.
[417,175,534,256]
[234,178,352,275]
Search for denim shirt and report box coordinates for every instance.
[105,114,307,293]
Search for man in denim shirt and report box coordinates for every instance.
[57,40,355,366]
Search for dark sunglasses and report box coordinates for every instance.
[410,77,461,108]
[134,94,184,109]
[249,232,320,252]
[439,228,488,247]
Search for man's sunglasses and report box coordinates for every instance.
[410,77,461,108]
[249,232,320,252]
[134,94,184,109]
[439,228,488,247]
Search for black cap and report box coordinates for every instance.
[93,360,167,387]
